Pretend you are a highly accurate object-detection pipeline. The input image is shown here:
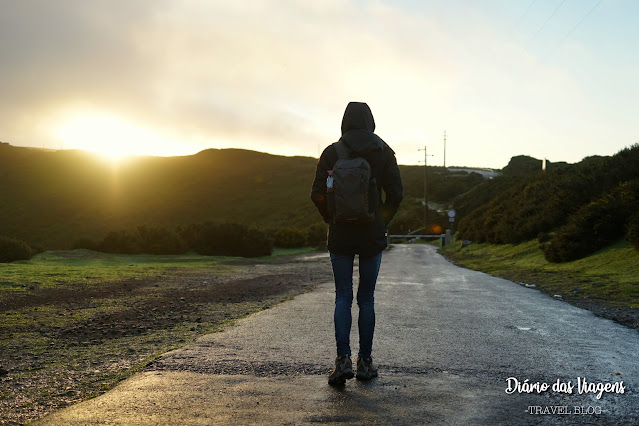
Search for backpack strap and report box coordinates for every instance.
[334,141,350,160]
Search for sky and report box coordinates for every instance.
[1,0,638,168]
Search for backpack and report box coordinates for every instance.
[327,141,378,225]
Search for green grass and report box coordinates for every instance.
[1,248,317,296]
[270,247,319,257]
[440,238,639,309]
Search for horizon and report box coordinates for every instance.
[2,1,638,168]
[2,140,568,170]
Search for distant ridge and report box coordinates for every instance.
[0,142,489,249]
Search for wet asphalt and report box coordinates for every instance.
[37,244,639,425]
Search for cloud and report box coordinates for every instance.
[1,1,637,166]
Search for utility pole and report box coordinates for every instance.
[443,130,447,168]
[418,145,434,233]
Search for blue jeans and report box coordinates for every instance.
[330,251,383,358]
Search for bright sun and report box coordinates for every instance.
[56,113,188,160]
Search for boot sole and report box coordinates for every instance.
[328,370,354,386]
[356,371,378,380]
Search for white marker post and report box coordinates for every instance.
[446,210,456,245]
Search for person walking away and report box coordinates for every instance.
[310,102,403,386]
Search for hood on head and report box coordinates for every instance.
[341,102,375,135]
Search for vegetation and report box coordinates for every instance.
[455,144,639,262]
[0,142,485,253]
[542,179,639,262]
[181,222,273,257]
[0,143,321,249]
[388,166,485,235]
[626,212,639,251]
[5,139,639,262]
[0,236,37,263]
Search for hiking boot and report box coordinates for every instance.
[356,356,378,380]
[328,355,354,386]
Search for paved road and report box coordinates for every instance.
[38,245,638,425]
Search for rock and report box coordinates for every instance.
[0,367,8,376]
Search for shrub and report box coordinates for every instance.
[543,180,639,262]
[273,227,308,248]
[98,230,140,254]
[189,222,273,257]
[135,226,188,255]
[73,237,99,251]
[97,222,274,257]
[537,232,552,244]
[626,213,639,251]
[306,222,328,247]
[0,236,35,262]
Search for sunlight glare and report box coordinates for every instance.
[56,114,188,160]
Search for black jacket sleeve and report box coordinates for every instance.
[380,146,403,225]
[310,146,335,224]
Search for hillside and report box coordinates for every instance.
[454,144,639,262]
[0,143,320,248]
[1,142,488,249]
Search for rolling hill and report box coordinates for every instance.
[0,142,489,249]
[0,143,320,248]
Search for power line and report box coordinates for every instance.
[563,0,603,41]
[418,146,434,232]
[518,0,537,23]
[530,0,566,41]
[443,131,447,168]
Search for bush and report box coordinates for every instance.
[273,227,308,248]
[188,222,273,257]
[537,232,552,244]
[98,230,140,254]
[626,213,639,251]
[0,236,35,262]
[73,237,99,251]
[97,222,274,257]
[135,226,188,255]
[543,180,639,262]
[456,152,620,245]
[97,226,188,255]
[306,222,328,248]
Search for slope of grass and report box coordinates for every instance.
[0,250,235,296]
[0,247,317,298]
[441,238,639,310]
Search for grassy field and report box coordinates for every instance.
[0,248,326,424]
[1,250,234,293]
[440,238,639,325]
[0,248,315,292]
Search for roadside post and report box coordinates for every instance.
[446,209,456,246]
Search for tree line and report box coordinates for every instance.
[0,222,329,262]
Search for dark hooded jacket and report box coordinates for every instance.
[310,102,403,256]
